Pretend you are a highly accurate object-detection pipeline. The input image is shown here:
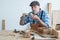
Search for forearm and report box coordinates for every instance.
[38,19,46,27]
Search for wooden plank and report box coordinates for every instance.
[47,3,53,27]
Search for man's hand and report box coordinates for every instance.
[30,13,40,20]
[30,13,47,27]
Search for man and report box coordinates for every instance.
[20,1,50,28]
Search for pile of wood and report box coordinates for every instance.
[31,24,58,38]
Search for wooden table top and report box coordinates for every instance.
[0,30,58,40]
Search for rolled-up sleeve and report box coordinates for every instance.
[24,15,29,25]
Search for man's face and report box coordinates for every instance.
[31,5,40,14]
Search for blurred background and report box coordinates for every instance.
[0,0,60,31]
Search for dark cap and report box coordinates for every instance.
[30,1,40,6]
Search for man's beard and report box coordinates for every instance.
[32,10,37,15]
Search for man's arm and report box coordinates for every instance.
[20,15,29,25]
[38,11,50,28]
[37,19,47,27]
[20,13,27,25]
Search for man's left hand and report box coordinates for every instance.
[30,14,40,20]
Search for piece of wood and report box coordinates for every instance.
[56,24,60,30]
[31,24,58,38]
[48,3,51,14]
[50,29,58,38]
[2,19,5,30]
[48,3,53,27]
[31,24,50,35]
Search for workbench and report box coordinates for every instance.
[0,30,59,40]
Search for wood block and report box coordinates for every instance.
[56,30,60,39]
[56,24,60,30]
[48,3,52,14]
[2,19,5,30]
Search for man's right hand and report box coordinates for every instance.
[30,13,40,20]
[20,13,27,25]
